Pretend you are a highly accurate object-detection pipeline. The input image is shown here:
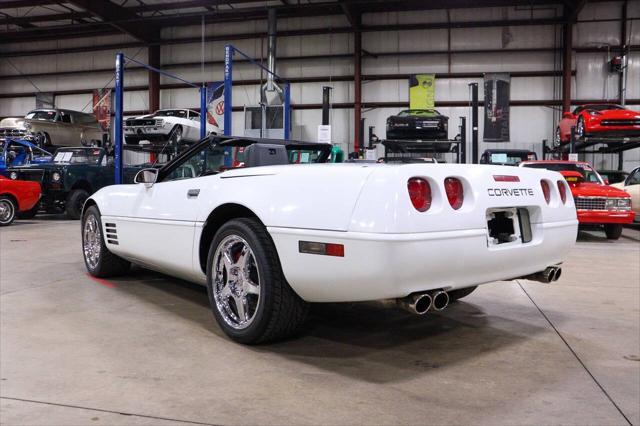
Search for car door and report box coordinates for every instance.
[110,140,225,281]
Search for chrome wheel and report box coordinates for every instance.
[83,214,102,270]
[576,117,585,138]
[0,199,15,224]
[212,235,261,330]
[172,126,183,144]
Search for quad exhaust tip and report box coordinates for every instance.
[431,290,450,311]
[397,293,433,315]
[520,266,562,283]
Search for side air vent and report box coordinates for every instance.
[105,222,118,245]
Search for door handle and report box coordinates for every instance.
[187,189,200,198]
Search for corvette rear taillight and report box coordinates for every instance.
[407,177,431,212]
[557,180,567,204]
[444,177,464,210]
[540,180,551,204]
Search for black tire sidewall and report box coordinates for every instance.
[0,196,17,226]
[67,189,90,220]
[604,224,623,240]
[206,219,277,343]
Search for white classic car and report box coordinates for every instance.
[124,109,219,145]
[81,136,578,344]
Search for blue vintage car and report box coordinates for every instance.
[0,138,53,175]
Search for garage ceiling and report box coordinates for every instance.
[1,0,591,44]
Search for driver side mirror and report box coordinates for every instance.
[562,112,574,119]
[134,168,158,188]
[603,178,609,185]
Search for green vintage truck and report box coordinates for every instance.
[6,147,144,219]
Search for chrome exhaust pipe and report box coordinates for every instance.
[397,293,432,315]
[520,266,561,283]
[431,290,449,311]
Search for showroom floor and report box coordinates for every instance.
[1,218,638,426]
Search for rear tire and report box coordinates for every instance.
[448,286,478,302]
[66,189,90,220]
[82,205,131,277]
[576,116,586,139]
[0,196,17,226]
[604,224,623,240]
[206,217,308,344]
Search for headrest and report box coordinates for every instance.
[243,143,289,167]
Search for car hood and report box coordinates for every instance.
[591,109,640,118]
[569,182,630,198]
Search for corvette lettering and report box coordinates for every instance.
[488,188,535,196]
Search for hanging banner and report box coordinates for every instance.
[35,92,54,109]
[409,74,435,110]
[92,88,112,131]
[206,82,225,132]
[483,73,511,142]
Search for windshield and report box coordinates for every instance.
[53,148,103,165]
[398,110,439,117]
[152,110,187,118]
[523,163,604,184]
[583,104,624,111]
[25,110,57,121]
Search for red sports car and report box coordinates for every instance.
[555,104,640,145]
[0,175,41,226]
[520,160,633,239]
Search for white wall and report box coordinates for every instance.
[0,2,638,169]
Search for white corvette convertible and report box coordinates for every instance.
[82,136,578,344]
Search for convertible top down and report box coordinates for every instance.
[82,136,578,344]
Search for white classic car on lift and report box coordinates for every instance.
[81,136,578,344]
[123,108,219,145]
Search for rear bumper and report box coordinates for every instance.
[577,209,635,224]
[269,219,577,303]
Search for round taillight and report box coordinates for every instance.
[557,180,567,204]
[407,177,432,212]
[540,180,551,204]
[444,177,464,210]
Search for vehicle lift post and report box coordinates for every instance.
[113,52,209,184]
[223,44,291,139]
[468,83,479,164]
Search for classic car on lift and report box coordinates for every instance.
[611,166,640,222]
[386,109,449,144]
[520,160,634,239]
[81,135,577,344]
[0,175,41,226]
[24,109,107,148]
[6,147,142,219]
[555,104,640,146]
[0,138,52,175]
[124,109,219,145]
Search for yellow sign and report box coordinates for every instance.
[409,74,435,110]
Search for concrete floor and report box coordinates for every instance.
[1,218,639,426]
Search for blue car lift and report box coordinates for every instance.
[113,52,208,184]
[223,44,291,139]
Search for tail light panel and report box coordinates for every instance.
[540,180,551,204]
[444,177,464,210]
[407,177,432,212]
[557,180,567,204]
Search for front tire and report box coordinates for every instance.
[554,127,562,147]
[0,196,17,226]
[604,224,623,240]
[35,132,51,148]
[82,205,131,277]
[66,189,90,220]
[170,126,183,145]
[576,116,586,139]
[206,218,308,344]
